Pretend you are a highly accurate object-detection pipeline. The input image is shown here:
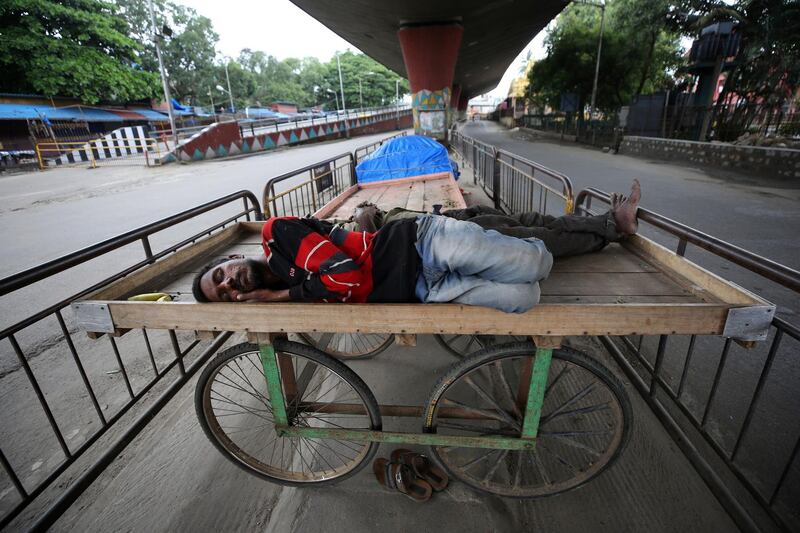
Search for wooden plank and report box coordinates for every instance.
[374,183,413,211]
[531,336,563,349]
[357,172,452,189]
[625,235,769,306]
[551,244,659,273]
[394,334,417,346]
[405,181,426,212]
[98,300,731,337]
[312,184,359,219]
[85,224,242,301]
[541,272,692,296]
[540,295,707,304]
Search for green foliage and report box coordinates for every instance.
[0,0,160,103]
[115,0,220,105]
[0,0,409,110]
[318,51,409,110]
[674,0,800,109]
[528,0,683,113]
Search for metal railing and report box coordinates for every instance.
[0,191,262,529]
[239,105,412,140]
[36,139,161,169]
[450,130,574,215]
[262,153,356,218]
[353,130,407,164]
[261,130,414,219]
[576,188,800,533]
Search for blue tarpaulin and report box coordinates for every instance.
[355,135,455,183]
[171,98,190,111]
[0,104,123,122]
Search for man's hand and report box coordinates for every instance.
[232,288,291,303]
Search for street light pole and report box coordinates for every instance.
[148,0,178,149]
[359,78,363,111]
[224,60,235,114]
[208,87,215,118]
[588,1,605,144]
[336,53,349,137]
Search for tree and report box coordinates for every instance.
[229,50,409,112]
[115,0,220,105]
[0,0,159,103]
[672,0,800,117]
[321,51,409,110]
[527,0,682,114]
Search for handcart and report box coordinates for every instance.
[71,208,774,497]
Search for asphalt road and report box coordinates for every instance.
[461,120,800,317]
[1,125,796,531]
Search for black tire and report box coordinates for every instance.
[434,333,532,358]
[195,340,382,486]
[423,342,632,498]
[298,332,395,360]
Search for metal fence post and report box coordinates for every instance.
[492,148,502,209]
[35,143,45,170]
[349,153,357,186]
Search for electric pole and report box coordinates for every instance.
[148,0,178,149]
[336,53,349,137]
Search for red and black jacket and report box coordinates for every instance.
[261,217,420,303]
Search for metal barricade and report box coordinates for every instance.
[262,153,356,218]
[576,188,800,533]
[450,130,574,216]
[261,130,414,219]
[0,191,262,529]
[36,138,161,169]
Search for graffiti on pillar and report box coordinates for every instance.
[412,87,450,139]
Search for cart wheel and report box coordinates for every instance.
[434,334,531,358]
[196,340,381,486]
[299,332,395,360]
[423,342,631,498]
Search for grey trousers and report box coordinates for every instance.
[442,205,623,258]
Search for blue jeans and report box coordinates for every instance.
[414,215,553,313]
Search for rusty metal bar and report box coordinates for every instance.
[576,188,800,292]
[8,334,71,458]
[701,338,732,427]
[55,310,106,425]
[108,336,135,399]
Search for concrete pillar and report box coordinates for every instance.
[457,94,469,122]
[449,84,462,126]
[398,23,463,141]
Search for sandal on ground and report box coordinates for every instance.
[390,448,450,491]
[373,458,433,502]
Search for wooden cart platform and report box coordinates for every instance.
[312,172,467,219]
[72,221,775,342]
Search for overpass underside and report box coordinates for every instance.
[291,0,570,140]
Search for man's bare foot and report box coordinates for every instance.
[612,179,641,235]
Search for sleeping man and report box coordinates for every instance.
[193,181,640,313]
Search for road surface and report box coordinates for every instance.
[2,125,794,531]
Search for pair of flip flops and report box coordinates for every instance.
[373,449,449,502]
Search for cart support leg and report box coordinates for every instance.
[520,347,554,439]
[259,344,289,427]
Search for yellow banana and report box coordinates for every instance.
[128,292,171,302]
[156,294,172,302]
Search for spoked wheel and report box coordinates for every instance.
[298,332,395,360]
[434,334,531,358]
[195,340,381,486]
[423,343,631,498]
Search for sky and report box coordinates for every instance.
[179,0,549,101]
